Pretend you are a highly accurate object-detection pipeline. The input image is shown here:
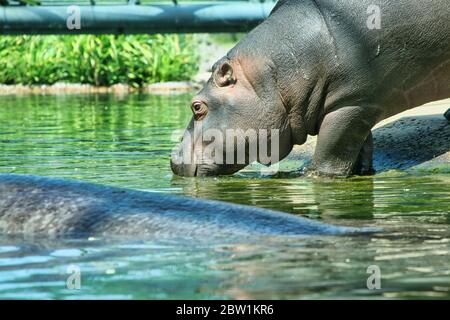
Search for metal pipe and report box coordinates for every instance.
[0,2,275,35]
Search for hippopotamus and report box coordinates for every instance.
[0,174,372,239]
[171,0,450,177]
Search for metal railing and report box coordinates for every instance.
[0,1,276,34]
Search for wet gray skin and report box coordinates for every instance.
[0,174,374,239]
[445,108,450,121]
[171,0,450,177]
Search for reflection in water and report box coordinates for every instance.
[0,94,449,299]
[173,172,450,227]
[0,93,192,191]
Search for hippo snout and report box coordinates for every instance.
[170,141,198,177]
[170,156,197,177]
[170,126,223,177]
[170,144,223,177]
[170,139,243,177]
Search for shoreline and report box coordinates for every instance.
[0,82,201,96]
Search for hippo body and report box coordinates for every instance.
[171,0,450,177]
[0,174,367,239]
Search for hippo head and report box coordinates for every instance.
[171,52,301,177]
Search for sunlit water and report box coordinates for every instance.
[0,94,449,299]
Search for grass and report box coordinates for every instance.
[0,34,199,87]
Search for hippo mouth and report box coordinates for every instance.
[170,142,212,177]
[170,162,207,177]
[170,142,245,177]
[170,159,198,177]
[170,153,242,177]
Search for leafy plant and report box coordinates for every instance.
[0,34,199,87]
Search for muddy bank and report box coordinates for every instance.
[0,82,199,96]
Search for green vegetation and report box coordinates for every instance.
[0,34,199,87]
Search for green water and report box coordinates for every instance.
[0,94,449,299]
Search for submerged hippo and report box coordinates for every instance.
[171,0,450,177]
[0,174,370,239]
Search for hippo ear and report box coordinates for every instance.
[215,62,236,87]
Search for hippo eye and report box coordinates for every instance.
[215,61,236,87]
[191,101,208,120]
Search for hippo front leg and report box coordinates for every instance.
[311,106,379,176]
[354,132,375,175]
[445,108,450,121]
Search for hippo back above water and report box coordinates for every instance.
[171,0,450,177]
[0,174,373,239]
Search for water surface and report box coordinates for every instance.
[0,94,449,299]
